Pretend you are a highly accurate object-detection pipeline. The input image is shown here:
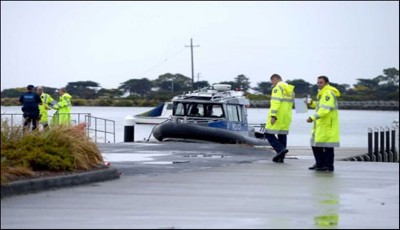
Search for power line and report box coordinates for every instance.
[141,47,186,76]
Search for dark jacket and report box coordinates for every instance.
[19,92,42,118]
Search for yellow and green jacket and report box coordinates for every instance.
[52,93,72,126]
[39,92,55,124]
[309,85,341,147]
[265,81,295,134]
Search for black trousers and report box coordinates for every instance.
[23,117,38,131]
[312,146,334,168]
[23,111,39,131]
[265,133,287,153]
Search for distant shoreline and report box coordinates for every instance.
[1,99,399,111]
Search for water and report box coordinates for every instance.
[1,106,398,148]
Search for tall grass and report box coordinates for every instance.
[1,121,104,185]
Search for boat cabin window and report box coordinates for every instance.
[188,104,203,116]
[206,104,224,117]
[226,104,242,122]
[166,103,173,110]
[173,102,224,118]
[174,103,186,116]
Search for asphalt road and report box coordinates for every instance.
[1,142,398,229]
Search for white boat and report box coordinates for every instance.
[152,84,269,145]
[133,101,173,124]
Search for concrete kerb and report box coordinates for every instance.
[1,167,121,198]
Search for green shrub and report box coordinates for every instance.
[0,98,19,106]
[113,100,134,106]
[1,121,104,185]
[96,99,113,106]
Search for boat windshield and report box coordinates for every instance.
[173,102,224,118]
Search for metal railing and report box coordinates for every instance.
[1,113,115,143]
[85,115,115,143]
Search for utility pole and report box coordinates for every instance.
[185,38,199,90]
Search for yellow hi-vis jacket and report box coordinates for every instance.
[309,84,341,147]
[52,93,72,126]
[264,81,295,134]
[39,92,55,124]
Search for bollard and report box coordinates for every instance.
[368,128,374,161]
[124,115,135,142]
[380,127,386,162]
[391,126,398,162]
[374,127,381,162]
[386,127,392,162]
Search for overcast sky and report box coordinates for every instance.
[1,1,399,91]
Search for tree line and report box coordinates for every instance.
[1,67,398,106]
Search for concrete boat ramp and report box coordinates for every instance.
[1,142,399,229]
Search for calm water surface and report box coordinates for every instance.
[2,106,398,147]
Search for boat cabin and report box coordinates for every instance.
[170,84,250,132]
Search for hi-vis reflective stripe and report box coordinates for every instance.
[270,109,278,114]
[264,128,289,135]
[278,85,284,94]
[320,104,335,110]
[310,127,340,147]
[313,142,340,147]
[270,96,294,102]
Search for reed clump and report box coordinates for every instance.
[1,121,104,185]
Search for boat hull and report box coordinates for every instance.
[153,122,270,146]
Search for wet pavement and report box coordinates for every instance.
[1,142,399,229]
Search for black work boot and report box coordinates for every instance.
[272,149,288,163]
[315,166,334,172]
[308,164,318,170]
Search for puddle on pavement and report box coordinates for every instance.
[142,161,173,165]
[102,151,224,164]
[142,160,190,165]
[102,152,169,162]
[182,153,226,158]
[286,155,314,160]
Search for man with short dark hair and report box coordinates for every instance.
[306,75,341,172]
[19,85,42,131]
[264,74,295,163]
